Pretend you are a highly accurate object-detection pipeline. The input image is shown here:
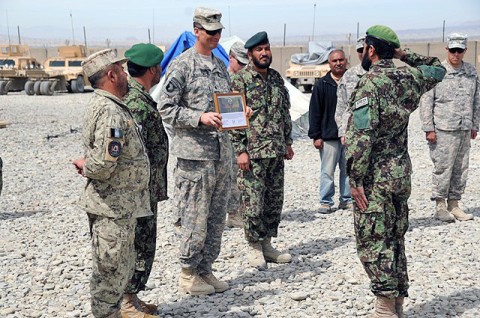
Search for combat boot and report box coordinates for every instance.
[120,294,159,317]
[129,293,157,315]
[178,268,215,296]
[200,273,230,293]
[248,242,267,269]
[369,296,399,318]
[226,212,243,228]
[435,199,455,223]
[395,297,404,318]
[262,237,292,263]
[447,199,473,221]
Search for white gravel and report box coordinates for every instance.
[0,92,479,318]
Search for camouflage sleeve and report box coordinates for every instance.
[345,80,379,187]
[228,73,248,155]
[402,49,446,93]
[419,88,436,132]
[335,77,348,137]
[124,88,149,141]
[282,80,293,146]
[473,75,480,131]
[83,106,123,180]
[158,60,203,128]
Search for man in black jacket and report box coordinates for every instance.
[308,49,352,213]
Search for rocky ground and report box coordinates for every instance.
[0,91,479,318]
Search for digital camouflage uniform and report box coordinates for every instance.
[345,50,445,298]
[335,64,366,137]
[123,77,169,294]
[419,60,480,200]
[159,47,232,275]
[230,63,293,243]
[0,157,2,196]
[79,89,151,317]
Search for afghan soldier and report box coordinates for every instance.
[345,26,446,317]
[120,43,168,316]
[72,49,153,318]
[158,7,232,296]
[229,31,294,270]
[419,33,479,223]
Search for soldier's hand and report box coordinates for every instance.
[471,130,477,140]
[425,131,437,143]
[245,106,253,118]
[237,152,251,171]
[200,112,222,129]
[394,48,406,60]
[72,158,85,177]
[351,186,368,212]
[340,136,346,145]
[313,138,324,149]
[284,145,294,160]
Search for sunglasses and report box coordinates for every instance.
[356,48,364,54]
[448,48,465,54]
[198,27,222,36]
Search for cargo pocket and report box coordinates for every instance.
[92,220,125,273]
[353,105,371,130]
[174,160,202,228]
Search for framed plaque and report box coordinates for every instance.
[214,92,249,130]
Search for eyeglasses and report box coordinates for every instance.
[197,27,222,36]
[448,48,465,54]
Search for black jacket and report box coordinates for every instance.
[308,71,340,141]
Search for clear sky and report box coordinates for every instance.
[1,0,479,45]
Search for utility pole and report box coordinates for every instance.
[17,25,21,44]
[148,28,151,44]
[83,26,88,52]
[283,24,286,46]
[228,5,231,37]
[70,11,75,45]
[152,9,155,44]
[357,22,360,40]
[442,20,445,43]
[6,10,11,45]
[312,3,317,41]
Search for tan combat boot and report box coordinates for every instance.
[200,273,230,293]
[248,242,267,269]
[178,268,215,296]
[447,199,473,221]
[395,297,404,318]
[129,293,157,315]
[121,294,159,317]
[435,199,455,223]
[226,212,243,228]
[262,237,292,263]
[369,296,399,318]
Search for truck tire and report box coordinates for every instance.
[289,78,298,88]
[71,76,85,93]
[25,81,35,95]
[0,81,8,95]
[34,81,42,95]
[303,84,313,93]
[40,81,54,96]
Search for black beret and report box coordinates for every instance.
[244,31,269,50]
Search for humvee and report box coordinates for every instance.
[285,62,330,93]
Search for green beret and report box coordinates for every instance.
[366,25,400,48]
[124,43,164,67]
[244,31,269,50]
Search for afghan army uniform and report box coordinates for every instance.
[158,46,232,294]
[229,62,293,248]
[123,77,169,295]
[0,156,2,196]
[346,45,445,304]
[419,59,479,220]
[335,64,366,137]
[79,89,151,317]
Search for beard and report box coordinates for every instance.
[361,52,372,71]
[252,54,272,69]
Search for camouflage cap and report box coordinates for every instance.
[82,49,128,78]
[125,43,164,67]
[366,25,400,48]
[447,33,467,49]
[230,41,249,65]
[244,31,269,50]
[356,37,365,50]
[193,7,224,31]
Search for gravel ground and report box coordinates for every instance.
[0,91,479,318]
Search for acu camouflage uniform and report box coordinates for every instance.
[419,60,480,201]
[230,63,293,243]
[345,50,445,298]
[335,64,366,137]
[158,47,232,275]
[79,89,151,317]
[123,77,169,294]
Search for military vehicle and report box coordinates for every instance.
[44,45,89,93]
[285,41,332,93]
[0,44,56,95]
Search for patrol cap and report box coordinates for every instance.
[193,7,224,31]
[356,37,365,50]
[447,33,467,49]
[82,49,128,78]
[366,25,400,48]
[244,31,269,50]
[230,41,249,65]
[125,43,164,67]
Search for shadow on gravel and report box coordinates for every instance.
[281,208,318,223]
[0,210,49,221]
[404,288,480,317]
